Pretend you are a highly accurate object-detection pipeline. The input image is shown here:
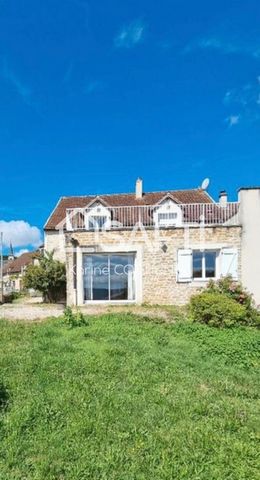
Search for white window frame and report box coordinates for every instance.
[83,252,137,304]
[154,199,182,227]
[192,250,220,281]
[177,246,238,284]
[88,215,108,230]
[158,212,178,225]
[85,203,111,231]
[76,245,142,305]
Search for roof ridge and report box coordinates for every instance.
[60,188,202,199]
[45,188,214,230]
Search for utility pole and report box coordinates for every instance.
[0,232,3,303]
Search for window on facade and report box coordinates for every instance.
[157,212,178,227]
[193,251,217,279]
[88,215,108,230]
[158,213,177,222]
[83,254,135,301]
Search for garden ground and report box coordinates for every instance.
[0,313,259,479]
[0,300,181,322]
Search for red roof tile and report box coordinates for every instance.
[3,252,36,275]
[44,189,213,230]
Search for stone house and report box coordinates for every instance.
[3,251,38,293]
[44,180,260,306]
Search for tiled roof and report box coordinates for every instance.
[44,189,213,230]
[3,252,36,275]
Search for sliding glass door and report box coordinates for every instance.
[83,254,135,302]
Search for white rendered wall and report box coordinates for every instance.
[239,188,260,306]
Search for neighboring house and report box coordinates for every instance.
[44,180,260,306]
[3,251,37,293]
[3,255,11,268]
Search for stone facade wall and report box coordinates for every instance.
[44,231,66,263]
[65,248,76,306]
[62,226,241,305]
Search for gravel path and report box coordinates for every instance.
[0,302,177,322]
[0,304,64,321]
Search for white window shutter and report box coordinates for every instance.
[221,248,238,280]
[177,249,192,282]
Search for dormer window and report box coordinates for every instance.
[88,215,108,230]
[154,198,182,227]
[158,212,178,226]
[85,202,111,231]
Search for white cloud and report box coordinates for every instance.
[114,20,145,48]
[226,115,240,127]
[185,36,260,60]
[1,59,34,107]
[0,220,42,248]
[15,248,29,257]
[223,77,260,125]
[224,85,253,107]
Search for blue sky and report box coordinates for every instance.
[0,0,260,252]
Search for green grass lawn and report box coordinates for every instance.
[0,314,259,480]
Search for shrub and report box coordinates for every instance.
[207,276,253,307]
[3,291,23,304]
[189,292,247,328]
[63,307,89,328]
[23,251,66,303]
[206,276,259,326]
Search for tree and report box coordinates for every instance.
[23,251,66,303]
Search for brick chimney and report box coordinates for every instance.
[136,178,143,199]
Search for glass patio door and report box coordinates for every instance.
[83,254,135,302]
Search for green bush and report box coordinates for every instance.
[3,291,23,304]
[189,292,247,328]
[206,276,260,325]
[23,251,66,303]
[207,276,253,307]
[63,307,89,328]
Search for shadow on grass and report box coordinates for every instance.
[0,383,9,412]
